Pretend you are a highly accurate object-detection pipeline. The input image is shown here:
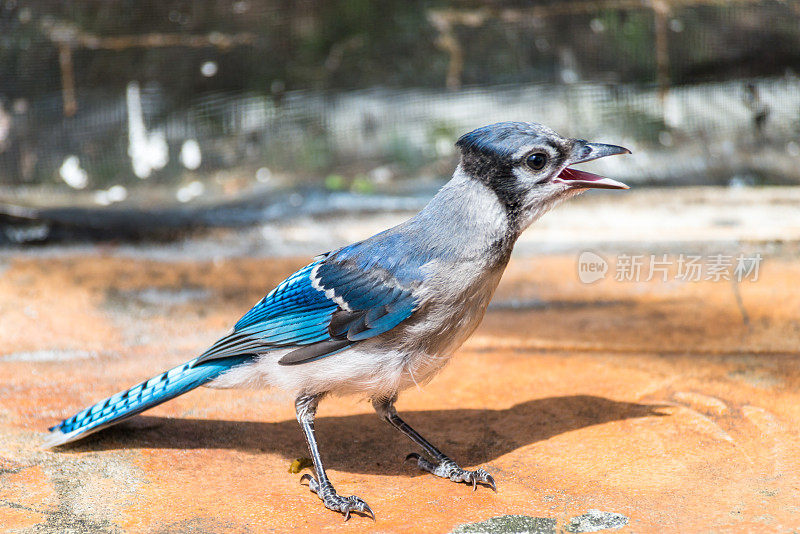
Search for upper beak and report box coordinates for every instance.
[553,141,631,190]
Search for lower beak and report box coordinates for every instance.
[554,167,629,190]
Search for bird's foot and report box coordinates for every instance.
[300,473,374,521]
[405,453,497,491]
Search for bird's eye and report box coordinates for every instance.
[526,153,547,171]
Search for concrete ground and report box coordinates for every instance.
[2,187,800,533]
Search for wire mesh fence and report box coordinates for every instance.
[1,0,799,212]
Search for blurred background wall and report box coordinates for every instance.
[0,0,799,242]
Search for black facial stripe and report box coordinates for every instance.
[544,142,570,169]
[542,138,560,154]
[550,151,567,170]
[460,151,526,229]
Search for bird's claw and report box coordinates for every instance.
[405,452,497,492]
[300,473,375,521]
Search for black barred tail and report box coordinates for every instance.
[44,355,250,448]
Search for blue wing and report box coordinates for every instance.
[194,245,421,367]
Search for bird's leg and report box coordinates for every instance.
[372,396,496,491]
[295,393,374,520]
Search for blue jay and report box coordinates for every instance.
[46,122,630,520]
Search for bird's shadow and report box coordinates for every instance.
[60,395,667,476]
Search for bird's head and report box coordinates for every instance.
[456,121,630,233]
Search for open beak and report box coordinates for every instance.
[553,142,631,190]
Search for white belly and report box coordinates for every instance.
[208,342,449,399]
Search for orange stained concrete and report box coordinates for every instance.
[0,252,799,532]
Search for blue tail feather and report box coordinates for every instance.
[45,355,251,447]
